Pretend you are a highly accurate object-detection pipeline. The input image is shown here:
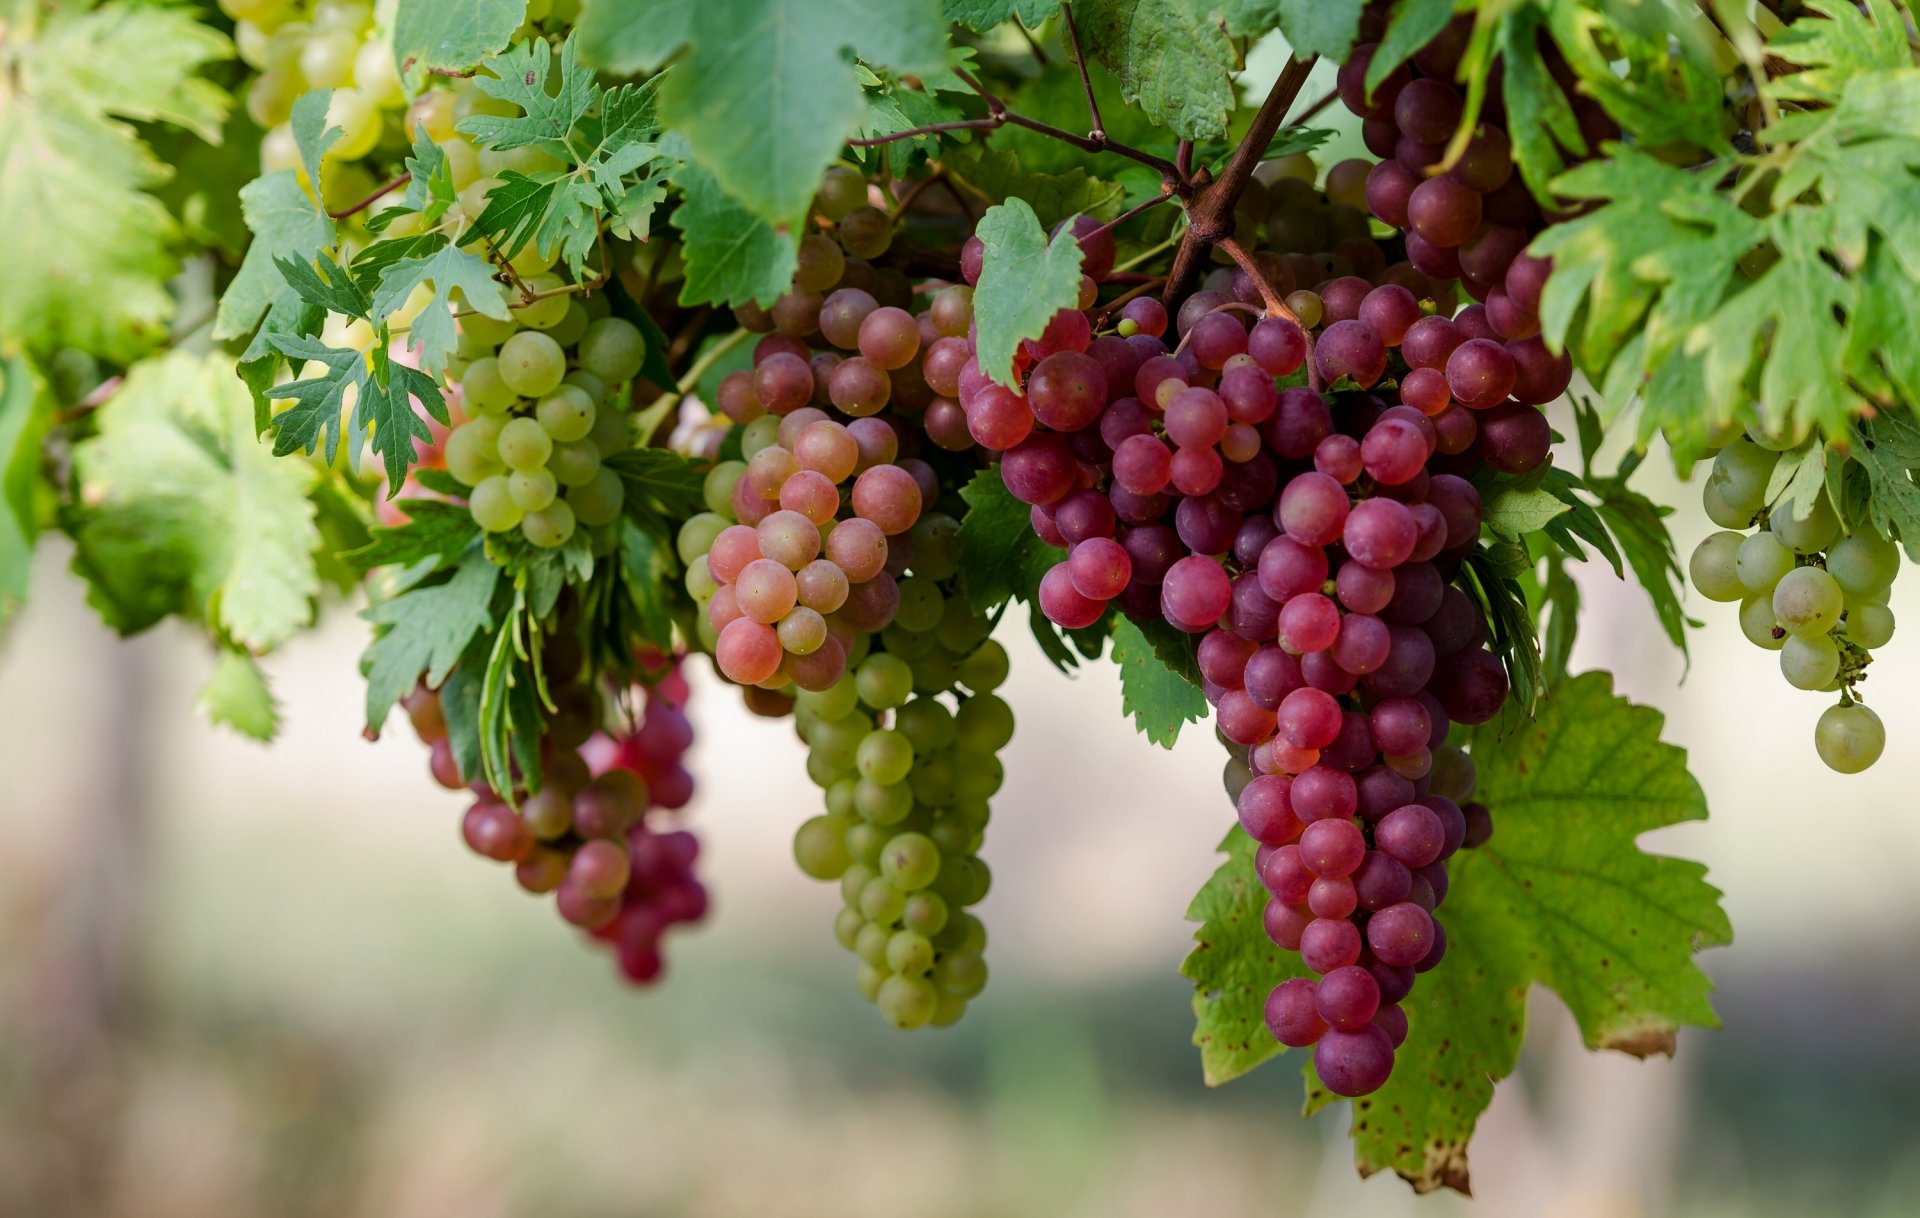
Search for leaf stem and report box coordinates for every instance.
[327,171,412,220]
[1215,236,1297,322]
[674,325,752,395]
[1060,3,1104,139]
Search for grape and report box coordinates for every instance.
[1734,531,1795,594]
[445,420,506,485]
[520,498,576,548]
[1771,566,1843,637]
[1846,603,1895,649]
[1780,633,1839,691]
[568,467,625,527]
[1769,498,1840,554]
[1739,593,1786,651]
[1827,533,1899,596]
[1315,320,1386,387]
[498,330,566,397]
[469,475,522,532]
[857,306,920,371]
[1688,531,1746,602]
[550,439,602,487]
[851,465,922,535]
[1314,1024,1396,1097]
[1815,702,1885,773]
[462,356,519,413]
[508,467,559,512]
[1407,176,1482,248]
[1710,440,1776,515]
[496,417,553,471]
[535,384,596,441]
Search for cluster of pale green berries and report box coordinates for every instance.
[441,300,648,548]
[787,648,1015,1029]
[1691,436,1898,773]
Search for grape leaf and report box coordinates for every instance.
[199,649,281,742]
[346,500,484,571]
[1187,673,1728,1194]
[998,56,1171,178]
[289,88,342,204]
[370,238,513,375]
[1073,0,1238,142]
[1853,413,1920,559]
[1367,0,1455,92]
[0,357,51,632]
[66,353,321,651]
[361,547,503,733]
[393,0,526,81]
[1481,485,1570,539]
[264,336,449,495]
[942,0,1054,29]
[578,0,948,232]
[604,448,708,522]
[215,171,337,360]
[0,2,231,360]
[458,38,597,157]
[1265,0,1365,63]
[971,198,1085,386]
[1110,616,1207,748]
[666,144,798,307]
[619,519,679,655]
[955,466,1063,612]
[941,145,1126,231]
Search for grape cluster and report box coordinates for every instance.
[402,643,707,980]
[440,298,647,547]
[1689,438,1896,772]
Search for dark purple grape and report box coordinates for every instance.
[1394,78,1464,144]
[1343,498,1418,570]
[1459,224,1528,286]
[1257,534,1329,602]
[1364,159,1417,229]
[1329,612,1391,674]
[1430,647,1511,724]
[1248,317,1308,377]
[1425,474,1482,550]
[1507,337,1574,405]
[1401,315,1463,372]
[1314,1024,1395,1096]
[1383,559,1444,623]
[1477,400,1552,473]
[1054,489,1116,544]
[1238,774,1299,845]
[1027,351,1107,431]
[1450,124,1514,192]
[1424,586,1483,657]
[1165,386,1230,449]
[1336,562,1394,615]
[1315,964,1381,1030]
[1316,319,1387,387]
[1505,252,1552,314]
[1265,977,1328,1046]
[1000,433,1077,504]
[1408,176,1484,248]
[1353,851,1413,911]
[1405,232,1463,280]
[1338,43,1410,118]
[1219,364,1278,425]
[1263,387,1331,458]
[1175,494,1242,556]
[1486,288,1540,340]
[1321,277,1373,325]
[1362,625,1437,698]
[1190,312,1249,369]
[1244,645,1305,709]
[1446,338,1517,410]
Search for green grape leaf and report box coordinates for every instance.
[580,77,666,190]
[1110,616,1207,748]
[619,519,679,655]
[579,0,948,232]
[400,127,455,222]
[361,547,503,733]
[289,88,341,203]
[1462,548,1543,718]
[477,591,548,802]
[1368,0,1455,92]
[604,447,707,522]
[393,0,526,81]
[942,0,1054,29]
[66,353,321,651]
[857,74,968,173]
[997,56,1170,178]
[346,500,484,572]
[955,466,1063,612]
[370,238,513,375]
[667,146,798,307]
[1854,413,1920,559]
[0,2,232,359]
[199,649,281,742]
[1188,673,1728,1194]
[941,145,1126,231]
[1481,485,1571,539]
[971,198,1085,386]
[276,247,374,321]
[458,37,598,157]
[0,357,52,632]
[264,336,449,496]
[1267,0,1366,63]
[215,171,338,359]
[457,170,603,273]
[1073,0,1237,142]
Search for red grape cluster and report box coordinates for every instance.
[404,646,707,984]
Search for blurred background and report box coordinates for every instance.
[9,47,1920,1217]
[5,439,1920,1218]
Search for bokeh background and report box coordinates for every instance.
[8,57,1920,1218]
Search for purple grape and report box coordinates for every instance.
[1429,647,1511,724]
[1316,319,1387,387]
[1247,317,1308,377]
[1337,43,1410,118]
[1315,964,1381,1029]
[1450,124,1514,192]
[1401,315,1463,373]
[1382,561,1444,625]
[1190,312,1249,369]
[1394,78,1464,144]
[1361,417,1428,485]
[1300,818,1366,877]
[1329,612,1392,674]
[1369,697,1431,757]
[1506,252,1552,314]
[1367,901,1436,968]
[1408,176,1484,248]
[1216,451,1279,513]
[1301,915,1364,974]
[1000,433,1077,504]
[1218,364,1278,424]
[1234,516,1280,567]
[1445,338,1517,410]
[1314,1023,1395,1097]
[1039,562,1106,627]
[1238,775,1299,845]
[1416,918,1449,973]
[1507,337,1574,405]
[1365,159,1418,229]
[1257,535,1329,602]
[1260,843,1313,902]
[1343,498,1419,570]
[1165,386,1230,449]
[1265,977,1328,1046]
[1321,710,1378,772]
[1424,587,1483,658]
[1335,562,1394,615]
[1460,224,1529,286]
[1278,687,1343,750]
[1175,494,1242,556]
[1353,851,1413,911]
[1161,555,1233,630]
[1405,232,1463,280]
[1321,277,1374,325]
[1028,351,1108,431]
[1363,625,1437,698]
[1121,524,1182,584]
[1054,489,1116,544]
[1477,401,1552,474]
[1068,536,1131,600]
[1278,592,1340,654]
[1301,649,1359,695]
[1314,434,1364,484]
[1169,446,1224,496]
[1278,472,1350,546]
[1244,646,1305,710]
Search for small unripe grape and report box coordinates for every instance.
[497,417,554,470]
[677,512,730,563]
[445,420,505,485]
[521,499,576,548]
[1735,531,1795,594]
[1772,565,1843,637]
[1845,602,1895,649]
[513,276,571,329]
[1688,531,1744,602]
[778,607,829,655]
[579,317,647,385]
[1815,702,1885,774]
[814,165,868,220]
[508,467,558,511]
[1779,633,1839,691]
[1739,593,1785,650]
[498,330,566,397]
[536,384,596,441]
[549,439,601,487]
[568,467,625,526]
[838,206,893,258]
[469,475,522,532]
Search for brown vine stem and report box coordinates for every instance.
[1215,236,1297,322]
[1090,276,1167,327]
[1061,3,1103,138]
[1291,86,1339,125]
[1162,54,1317,303]
[327,171,411,220]
[1079,189,1177,246]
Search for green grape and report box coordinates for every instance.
[895,698,956,752]
[1769,498,1840,554]
[497,417,553,470]
[469,475,522,532]
[1739,594,1784,650]
[927,811,971,853]
[441,137,483,190]
[704,460,748,516]
[853,920,891,967]
[859,876,906,923]
[740,415,782,458]
[845,821,888,866]
[854,961,887,1002]
[907,514,960,580]
[1846,603,1896,649]
[805,750,842,788]
[794,234,846,293]
[855,653,913,709]
[794,815,853,879]
[513,275,572,330]
[1735,531,1795,594]
[839,863,878,906]
[824,776,858,819]
[547,300,591,348]
[324,88,383,159]
[908,756,955,807]
[777,607,828,655]
[885,930,935,975]
[246,69,300,127]
[460,309,519,348]
[587,406,631,456]
[1708,440,1775,515]
[893,577,945,631]
[878,832,939,891]
[564,369,609,404]
[876,974,938,1029]
[677,512,730,563]
[954,693,1015,752]
[313,0,372,28]
[1701,482,1754,530]
[856,730,914,785]
[880,624,934,660]
[901,891,948,937]
[1815,702,1885,774]
[521,500,576,548]
[933,950,988,999]
[458,176,503,223]
[567,467,626,527]
[352,37,404,106]
[1780,633,1839,691]
[854,778,912,826]
[809,713,871,769]
[508,241,560,278]
[910,650,959,694]
[799,678,860,722]
[838,206,893,258]
[498,330,567,397]
[1827,533,1900,597]
[814,165,868,220]
[444,420,505,485]
[548,439,601,487]
[1772,566,1843,637]
[299,26,358,87]
[686,556,719,603]
[579,318,647,385]
[218,0,289,22]
[1688,531,1744,603]
[956,639,1009,691]
[930,991,967,1028]
[508,467,558,511]
[833,906,866,951]
[952,755,1003,801]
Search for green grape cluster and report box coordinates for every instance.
[1690,435,1898,772]
[441,298,647,547]
[789,650,1013,1029]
